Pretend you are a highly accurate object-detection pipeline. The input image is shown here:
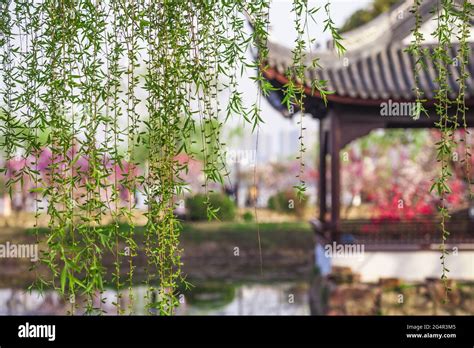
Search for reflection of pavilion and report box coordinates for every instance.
[262,0,474,250]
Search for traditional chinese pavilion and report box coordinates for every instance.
[262,0,474,251]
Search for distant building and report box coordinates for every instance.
[278,129,299,161]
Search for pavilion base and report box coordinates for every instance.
[308,273,332,315]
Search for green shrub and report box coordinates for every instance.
[242,211,254,222]
[267,190,308,217]
[186,192,236,221]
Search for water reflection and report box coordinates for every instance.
[0,289,64,315]
[0,282,310,315]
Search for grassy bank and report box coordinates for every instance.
[21,221,313,248]
[2,221,315,287]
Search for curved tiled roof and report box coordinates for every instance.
[263,0,474,109]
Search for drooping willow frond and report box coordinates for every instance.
[0,0,315,315]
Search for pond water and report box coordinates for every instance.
[0,281,310,315]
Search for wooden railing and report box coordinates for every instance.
[339,219,474,247]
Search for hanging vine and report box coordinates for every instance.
[408,0,472,299]
[407,0,429,120]
[286,0,309,201]
[454,0,473,198]
[282,0,345,202]
[432,0,457,299]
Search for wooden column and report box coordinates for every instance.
[330,110,341,242]
[318,123,327,223]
